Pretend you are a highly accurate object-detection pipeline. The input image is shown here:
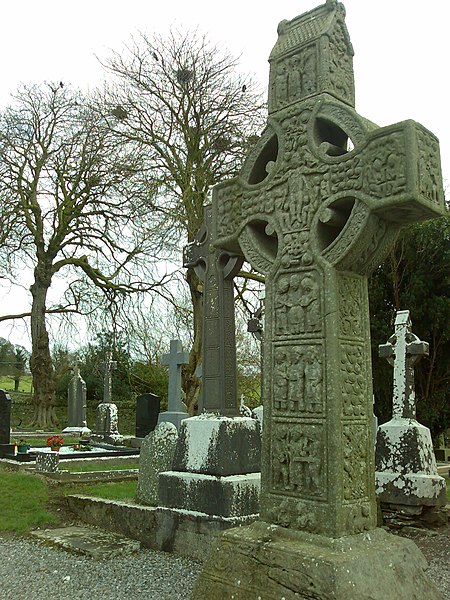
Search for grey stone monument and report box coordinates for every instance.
[93,351,123,444]
[375,310,446,517]
[192,2,445,599]
[157,340,189,430]
[63,364,90,436]
[0,389,14,457]
[136,421,178,506]
[35,451,59,473]
[158,214,261,521]
[135,393,160,438]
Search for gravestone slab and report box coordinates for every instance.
[63,364,91,436]
[94,403,123,444]
[0,389,12,444]
[375,310,446,508]
[0,389,14,457]
[135,393,160,438]
[136,421,178,506]
[192,2,445,598]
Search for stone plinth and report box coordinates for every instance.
[157,410,188,431]
[36,451,59,473]
[158,414,261,521]
[159,471,260,518]
[192,521,444,600]
[375,418,446,507]
[173,414,261,476]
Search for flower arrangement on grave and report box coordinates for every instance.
[46,435,64,452]
[16,438,28,453]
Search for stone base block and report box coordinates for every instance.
[36,451,59,473]
[157,411,189,431]
[192,521,444,599]
[174,414,261,476]
[0,443,15,457]
[62,426,92,436]
[376,471,446,506]
[159,471,260,517]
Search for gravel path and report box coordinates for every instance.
[1,529,448,600]
[0,535,202,600]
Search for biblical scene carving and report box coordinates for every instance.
[275,271,321,337]
[340,343,366,417]
[273,344,323,414]
[338,274,363,338]
[271,46,317,112]
[344,503,372,534]
[366,134,406,198]
[265,497,320,533]
[271,423,325,498]
[343,424,368,500]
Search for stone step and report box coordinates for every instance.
[30,525,140,559]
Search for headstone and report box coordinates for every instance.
[0,389,14,457]
[136,421,178,505]
[135,393,160,438]
[375,310,446,513]
[157,340,189,430]
[191,2,445,599]
[93,351,122,444]
[63,364,91,436]
[252,405,264,432]
[35,451,59,473]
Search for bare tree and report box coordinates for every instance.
[101,29,266,410]
[0,83,172,427]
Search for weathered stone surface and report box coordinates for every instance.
[192,521,444,599]
[376,419,446,507]
[375,311,446,508]
[173,414,261,476]
[94,402,123,444]
[67,364,88,429]
[192,0,446,596]
[31,525,140,559]
[158,471,260,517]
[136,421,178,506]
[183,206,243,416]
[35,451,59,473]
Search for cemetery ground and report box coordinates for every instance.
[0,455,449,598]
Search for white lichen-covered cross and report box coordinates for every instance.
[379,310,428,419]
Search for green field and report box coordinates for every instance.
[0,374,33,393]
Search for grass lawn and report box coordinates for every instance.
[64,480,137,501]
[0,472,59,532]
[66,460,139,473]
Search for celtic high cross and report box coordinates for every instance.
[204,0,444,538]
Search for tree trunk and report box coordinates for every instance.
[29,272,57,428]
[184,267,203,414]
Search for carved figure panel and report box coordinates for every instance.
[273,344,323,415]
[271,422,325,499]
[275,271,321,337]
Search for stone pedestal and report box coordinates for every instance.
[158,415,261,520]
[375,418,446,508]
[156,410,188,431]
[36,451,59,473]
[192,521,444,600]
[62,426,91,436]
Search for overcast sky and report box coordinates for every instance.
[0,0,448,348]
